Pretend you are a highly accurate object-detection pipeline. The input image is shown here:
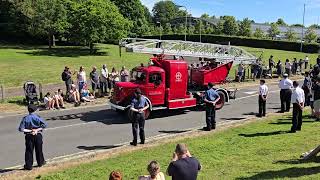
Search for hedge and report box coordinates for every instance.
[142,34,320,53]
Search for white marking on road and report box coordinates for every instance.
[243,91,256,95]
[235,90,280,101]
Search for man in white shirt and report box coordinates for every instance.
[285,59,291,76]
[100,64,109,95]
[290,81,305,133]
[278,73,293,113]
[258,80,268,117]
[304,55,309,70]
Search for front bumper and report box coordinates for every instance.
[110,102,130,111]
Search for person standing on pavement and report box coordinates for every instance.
[290,81,305,133]
[311,75,320,121]
[269,55,275,77]
[90,66,100,98]
[100,64,109,96]
[61,66,72,93]
[302,72,312,106]
[18,104,48,170]
[130,89,149,146]
[279,73,293,113]
[258,80,268,117]
[77,66,86,91]
[276,60,282,77]
[203,82,220,131]
[304,55,309,70]
[285,59,291,77]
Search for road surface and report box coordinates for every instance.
[0,83,285,170]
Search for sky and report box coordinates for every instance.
[141,0,320,26]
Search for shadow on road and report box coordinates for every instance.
[238,130,288,137]
[77,145,120,151]
[236,166,320,180]
[0,168,19,174]
[242,112,256,116]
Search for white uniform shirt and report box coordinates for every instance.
[279,78,293,89]
[285,62,292,69]
[259,84,268,96]
[101,68,109,82]
[77,71,86,82]
[291,87,305,104]
[305,56,309,62]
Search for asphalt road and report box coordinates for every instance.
[0,83,285,170]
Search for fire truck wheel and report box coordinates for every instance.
[215,91,225,110]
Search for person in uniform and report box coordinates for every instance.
[130,89,149,146]
[311,75,320,121]
[258,79,268,117]
[290,81,305,133]
[203,82,220,131]
[18,104,48,170]
[278,73,293,113]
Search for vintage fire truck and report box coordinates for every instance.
[110,38,257,119]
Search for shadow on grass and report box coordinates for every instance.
[6,99,27,106]
[21,47,109,57]
[269,120,316,125]
[236,166,320,179]
[158,130,191,134]
[238,130,288,137]
[221,117,247,121]
[275,156,320,164]
[77,145,120,151]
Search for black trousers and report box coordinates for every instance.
[25,134,45,169]
[280,89,292,112]
[65,79,72,93]
[205,104,216,129]
[132,113,145,143]
[258,95,266,116]
[292,103,303,131]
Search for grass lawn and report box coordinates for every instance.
[0,44,318,88]
[0,44,150,88]
[38,112,320,180]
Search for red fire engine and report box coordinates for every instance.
[110,39,257,119]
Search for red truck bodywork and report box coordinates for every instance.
[110,56,233,119]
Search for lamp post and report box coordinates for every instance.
[156,21,162,40]
[300,3,306,52]
[199,19,202,42]
[176,5,188,41]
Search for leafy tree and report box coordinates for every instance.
[195,21,205,34]
[305,27,318,43]
[291,24,304,28]
[152,1,186,25]
[177,24,186,34]
[238,18,252,37]
[200,13,210,19]
[188,25,195,35]
[143,6,153,24]
[276,18,287,26]
[172,26,178,34]
[285,28,297,41]
[222,16,238,35]
[205,25,214,34]
[253,28,265,38]
[214,21,224,34]
[163,23,173,34]
[69,0,130,53]
[309,24,320,29]
[111,0,149,36]
[268,23,280,39]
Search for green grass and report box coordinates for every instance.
[39,112,320,180]
[0,44,149,87]
[0,44,317,88]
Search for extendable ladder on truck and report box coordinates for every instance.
[119,38,258,65]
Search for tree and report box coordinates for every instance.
[305,27,318,43]
[309,24,320,29]
[268,23,280,39]
[200,13,210,19]
[222,16,238,35]
[205,25,214,34]
[276,18,287,26]
[188,25,195,35]
[19,0,69,48]
[69,0,130,53]
[163,23,173,34]
[177,24,186,34]
[111,0,149,36]
[152,1,186,25]
[214,20,224,34]
[291,24,304,28]
[195,21,205,34]
[285,28,297,41]
[238,18,252,37]
[253,28,265,38]
[143,6,153,24]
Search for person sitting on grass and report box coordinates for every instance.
[139,161,165,180]
[109,171,122,180]
[81,84,95,102]
[167,143,201,180]
[44,92,54,110]
[53,91,65,109]
[69,84,81,105]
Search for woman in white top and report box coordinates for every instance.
[110,67,120,89]
[44,92,54,110]
[285,59,291,76]
[139,161,165,180]
[77,66,86,91]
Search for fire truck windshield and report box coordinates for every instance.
[131,70,146,82]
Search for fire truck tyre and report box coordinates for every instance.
[215,91,225,110]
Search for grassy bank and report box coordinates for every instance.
[0,44,317,88]
[38,112,320,180]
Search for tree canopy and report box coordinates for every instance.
[238,18,252,37]
[276,18,287,26]
[222,16,238,35]
[305,27,318,43]
[268,23,280,39]
[152,1,186,25]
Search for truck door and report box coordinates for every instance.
[145,72,165,105]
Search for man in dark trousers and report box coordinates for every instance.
[18,104,48,170]
[61,66,72,93]
[268,55,275,77]
[130,89,149,146]
[290,81,305,133]
[203,82,220,131]
[258,79,268,117]
[278,73,293,113]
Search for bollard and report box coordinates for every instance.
[0,85,4,102]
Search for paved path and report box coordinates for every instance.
[0,83,284,170]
